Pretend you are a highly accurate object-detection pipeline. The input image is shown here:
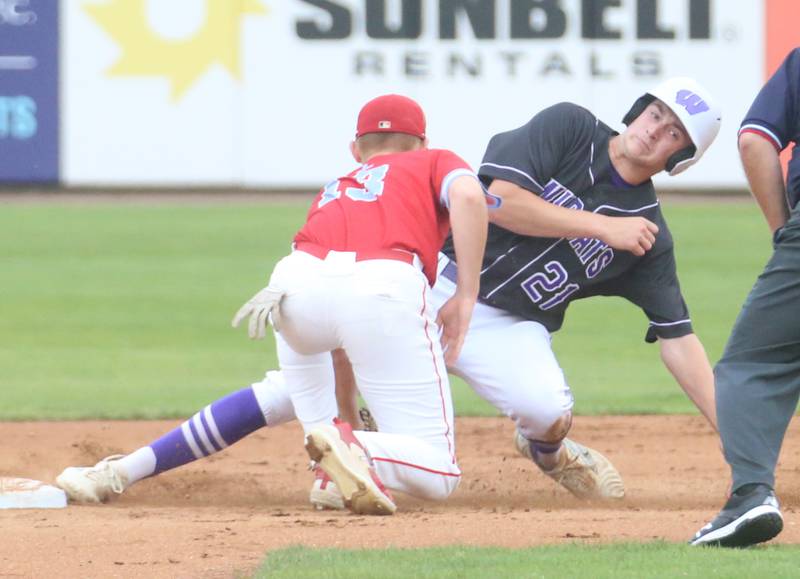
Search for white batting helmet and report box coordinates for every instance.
[622,77,722,176]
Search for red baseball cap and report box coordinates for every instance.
[356,94,426,139]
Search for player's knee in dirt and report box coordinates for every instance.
[407,470,461,501]
[430,473,461,501]
[516,409,573,444]
[536,412,573,444]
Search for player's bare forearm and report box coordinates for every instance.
[658,334,718,431]
[332,349,363,429]
[439,175,488,364]
[487,179,658,256]
[739,132,790,233]
[488,179,600,237]
[449,176,488,298]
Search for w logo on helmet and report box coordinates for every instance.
[675,90,710,115]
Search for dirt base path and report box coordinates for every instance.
[2,416,799,578]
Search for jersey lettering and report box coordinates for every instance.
[521,260,582,311]
[344,164,389,202]
[318,164,390,208]
[569,236,605,264]
[541,179,585,210]
[522,261,566,302]
[319,179,341,208]
[540,282,580,310]
[585,247,615,278]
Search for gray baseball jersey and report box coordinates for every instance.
[442,102,691,343]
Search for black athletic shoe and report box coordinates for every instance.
[691,483,783,547]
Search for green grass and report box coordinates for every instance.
[255,543,800,578]
[0,203,304,419]
[0,201,771,419]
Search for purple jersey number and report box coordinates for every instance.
[521,261,580,311]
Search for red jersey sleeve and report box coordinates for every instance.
[429,149,479,210]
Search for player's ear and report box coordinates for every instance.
[349,140,362,163]
[421,137,429,150]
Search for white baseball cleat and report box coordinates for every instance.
[309,465,345,511]
[55,455,128,503]
[305,419,396,515]
[514,430,625,500]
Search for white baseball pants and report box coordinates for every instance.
[269,250,461,501]
[429,256,574,442]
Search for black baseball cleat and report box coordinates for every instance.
[690,483,783,548]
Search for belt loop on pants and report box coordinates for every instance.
[294,241,417,265]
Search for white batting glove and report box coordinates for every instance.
[231,286,284,339]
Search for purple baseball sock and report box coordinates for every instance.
[150,386,267,474]
[530,440,562,470]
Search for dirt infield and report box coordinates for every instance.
[2,416,799,578]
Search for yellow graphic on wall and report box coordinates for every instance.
[85,0,266,100]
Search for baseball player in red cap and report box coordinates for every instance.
[234,94,488,514]
[56,95,492,513]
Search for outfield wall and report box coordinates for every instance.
[2,0,799,189]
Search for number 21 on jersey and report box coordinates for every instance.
[522,260,580,310]
[319,164,389,208]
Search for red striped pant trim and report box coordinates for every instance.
[418,278,456,464]
[373,456,462,478]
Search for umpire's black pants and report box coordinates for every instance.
[716,205,800,492]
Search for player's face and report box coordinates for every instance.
[622,101,691,172]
